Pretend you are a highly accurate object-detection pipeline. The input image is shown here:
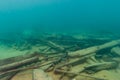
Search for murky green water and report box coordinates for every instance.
[0,0,120,58]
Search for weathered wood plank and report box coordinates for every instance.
[68,40,120,57]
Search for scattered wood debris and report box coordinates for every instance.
[0,34,120,80]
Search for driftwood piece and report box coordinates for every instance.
[0,59,56,77]
[40,38,65,52]
[55,53,96,70]
[68,40,120,57]
[0,56,39,72]
[1,56,59,80]
[55,61,118,77]
[74,74,108,80]
[83,62,118,73]
[0,53,39,66]
[55,69,107,80]
[0,72,17,80]
[0,53,39,80]
[111,46,120,56]
[47,41,65,52]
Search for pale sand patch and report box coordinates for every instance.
[0,44,29,59]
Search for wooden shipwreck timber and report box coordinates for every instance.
[0,36,120,80]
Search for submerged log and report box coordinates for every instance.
[111,46,120,56]
[0,53,40,80]
[68,40,120,57]
[0,53,39,66]
[40,38,65,52]
[83,62,118,73]
[55,69,107,80]
[0,56,39,72]
[55,53,96,69]
[0,59,56,77]
[47,41,65,52]
[0,72,17,80]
